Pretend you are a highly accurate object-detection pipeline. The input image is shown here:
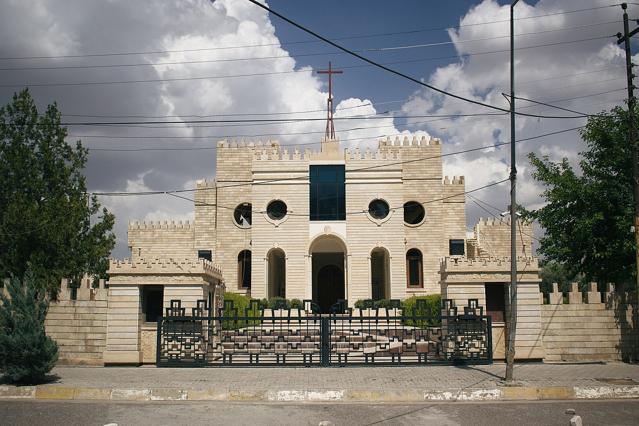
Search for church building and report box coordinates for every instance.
[127,134,468,312]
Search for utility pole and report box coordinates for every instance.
[617,2,639,362]
[505,0,520,383]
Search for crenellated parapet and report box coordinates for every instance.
[108,257,223,281]
[472,217,533,259]
[378,135,440,148]
[441,256,539,272]
[442,175,465,203]
[195,179,215,189]
[254,146,311,161]
[544,282,617,305]
[217,139,279,150]
[345,147,401,160]
[128,220,193,230]
[440,256,540,284]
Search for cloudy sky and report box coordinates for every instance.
[0,0,633,257]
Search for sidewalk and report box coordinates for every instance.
[1,362,639,402]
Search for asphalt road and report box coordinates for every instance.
[1,399,638,426]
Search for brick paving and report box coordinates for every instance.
[44,362,639,392]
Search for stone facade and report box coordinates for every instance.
[128,135,467,305]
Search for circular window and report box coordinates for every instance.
[234,203,252,228]
[368,199,390,220]
[267,200,287,220]
[403,201,425,225]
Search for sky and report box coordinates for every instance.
[0,0,635,257]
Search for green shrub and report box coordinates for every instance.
[289,299,303,309]
[353,299,401,309]
[222,292,261,328]
[0,271,58,384]
[402,294,441,327]
[266,297,288,309]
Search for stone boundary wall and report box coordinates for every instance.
[45,278,108,366]
[541,283,636,362]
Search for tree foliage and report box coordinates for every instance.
[0,270,58,384]
[0,89,115,294]
[526,106,635,285]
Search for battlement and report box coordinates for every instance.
[108,257,223,279]
[128,220,192,230]
[441,256,539,272]
[217,139,280,149]
[443,176,465,185]
[543,282,620,305]
[253,146,310,161]
[195,179,216,189]
[378,135,440,148]
[345,147,401,160]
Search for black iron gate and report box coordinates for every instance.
[156,298,492,367]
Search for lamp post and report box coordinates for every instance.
[505,0,520,383]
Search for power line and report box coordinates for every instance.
[0,5,622,61]
[90,125,583,195]
[58,66,623,120]
[166,178,510,218]
[0,35,615,90]
[245,0,615,119]
[0,20,621,72]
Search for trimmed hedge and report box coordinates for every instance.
[354,294,442,327]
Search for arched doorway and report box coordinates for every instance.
[310,234,347,313]
[267,248,286,298]
[371,247,390,300]
[317,264,344,312]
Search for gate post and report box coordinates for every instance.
[156,317,162,367]
[320,317,330,366]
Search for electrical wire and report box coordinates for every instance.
[0,20,622,72]
[245,0,616,119]
[0,35,615,90]
[90,125,583,195]
[57,65,623,120]
[0,5,623,61]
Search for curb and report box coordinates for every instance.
[2,385,639,402]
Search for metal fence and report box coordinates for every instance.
[156,298,492,367]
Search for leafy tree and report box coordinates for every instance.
[539,260,581,293]
[526,106,634,286]
[0,270,58,384]
[0,89,115,295]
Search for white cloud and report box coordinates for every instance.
[401,0,628,243]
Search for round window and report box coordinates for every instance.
[368,199,390,220]
[267,200,287,220]
[403,201,425,225]
[233,203,252,228]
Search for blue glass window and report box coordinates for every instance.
[449,239,465,256]
[310,165,345,221]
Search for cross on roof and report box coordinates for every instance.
[317,61,343,140]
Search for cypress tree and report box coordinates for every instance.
[0,270,58,384]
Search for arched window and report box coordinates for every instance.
[267,248,286,298]
[238,250,252,289]
[371,247,390,300]
[406,249,423,288]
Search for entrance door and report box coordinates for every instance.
[317,264,344,312]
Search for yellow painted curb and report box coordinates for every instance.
[537,387,575,400]
[73,387,112,400]
[501,387,539,400]
[35,386,75,400]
